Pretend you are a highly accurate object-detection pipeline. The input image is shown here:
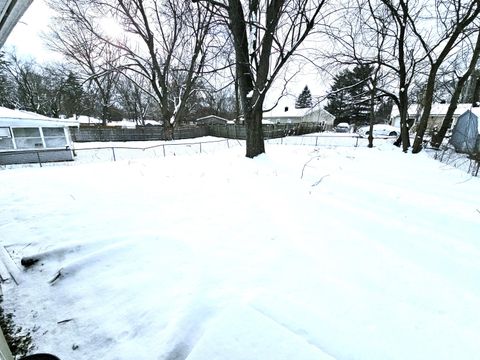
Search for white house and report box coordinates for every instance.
[262,103,335,129]
[0,107,78,165]
[390,103,473,131]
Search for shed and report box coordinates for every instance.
[450,109,480,154]
[0,107,78,165]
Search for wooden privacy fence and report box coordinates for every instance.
[208,122,325,140]
[70,122,324,143]
[70,126,208,142]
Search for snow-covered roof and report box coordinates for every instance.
[263,105,311,119]
[144,120,161,126]
[0,107,78,127]
[70,115,103,125]
[108,119,136,128]
[390,103,474,118]
[196,115,229,122]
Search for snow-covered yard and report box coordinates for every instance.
[0,140,479,360]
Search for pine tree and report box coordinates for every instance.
[325,65,373,126]
[295,85,313,108]
[0,52,14,108]
[60,72,88,117]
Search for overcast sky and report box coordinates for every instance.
[3,0,61,62]
[3,0,330,107]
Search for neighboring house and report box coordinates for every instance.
[67,115,103,126]
[0,107,78,165]
[450,108,480,154]
[262,103,335,129]
[390,103,473,131]
[195,115,229,126]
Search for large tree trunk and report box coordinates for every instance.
[163,121,174,140]
[472,75,480,107]
[228,0,265,158]
[368,82,375,148]
[412,70,437,153]
[101,103,109,126]
[431,32,480,148]
[393,93,410,152]
[245,106,265,158]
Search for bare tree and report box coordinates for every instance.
[46,1,121,125]
[321,0,428,152]
[193,0,329,157]
[116,72,152,126]
[410,0,480,153]
[66,0,219,138]
[431,29,480,148]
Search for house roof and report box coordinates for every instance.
[263,105,310,119]
[390,103,474,118]
[263,101,334,120]
[0,107,78,127]
[196,115,229,122]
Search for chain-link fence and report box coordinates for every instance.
[1,133,390,169]
[431,145,480,177]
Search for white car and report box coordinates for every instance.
[357,124,400,137]
[334,122,351,133]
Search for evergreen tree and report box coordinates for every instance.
[60,72,88,117]
[0,52,14,108]
[295,85,313,108]
[325,65,374,126]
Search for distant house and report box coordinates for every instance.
[74,115,103,126]
[262,104,335,129]
[390,103,473,131]
[0,107,77,165]
[194,115,229,126]
[450,108,480,154]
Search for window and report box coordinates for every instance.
[0,127,14,150]
[42,127,67,148]
[0,127,11,138]
[12,127,44,149]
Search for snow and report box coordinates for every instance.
[1,139,479,360]
[0,106,78,127]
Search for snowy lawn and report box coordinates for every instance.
[0,141,479,360]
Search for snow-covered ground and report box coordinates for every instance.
[1,139,479,360]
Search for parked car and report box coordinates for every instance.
[335,122,351,133]
[357,124,400,137]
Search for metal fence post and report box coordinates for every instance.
[36,151,42,168]
[199,142,202,153]
[315,136,318,147]
[112,147,116,161]
[162,145,166,157]
[227,139,230,148]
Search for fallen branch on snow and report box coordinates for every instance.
[311,175,331,187]
[301,156,322,179]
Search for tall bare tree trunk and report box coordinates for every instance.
[472,75,480,107]
[245,106,265,157]
[431,31,480,148]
